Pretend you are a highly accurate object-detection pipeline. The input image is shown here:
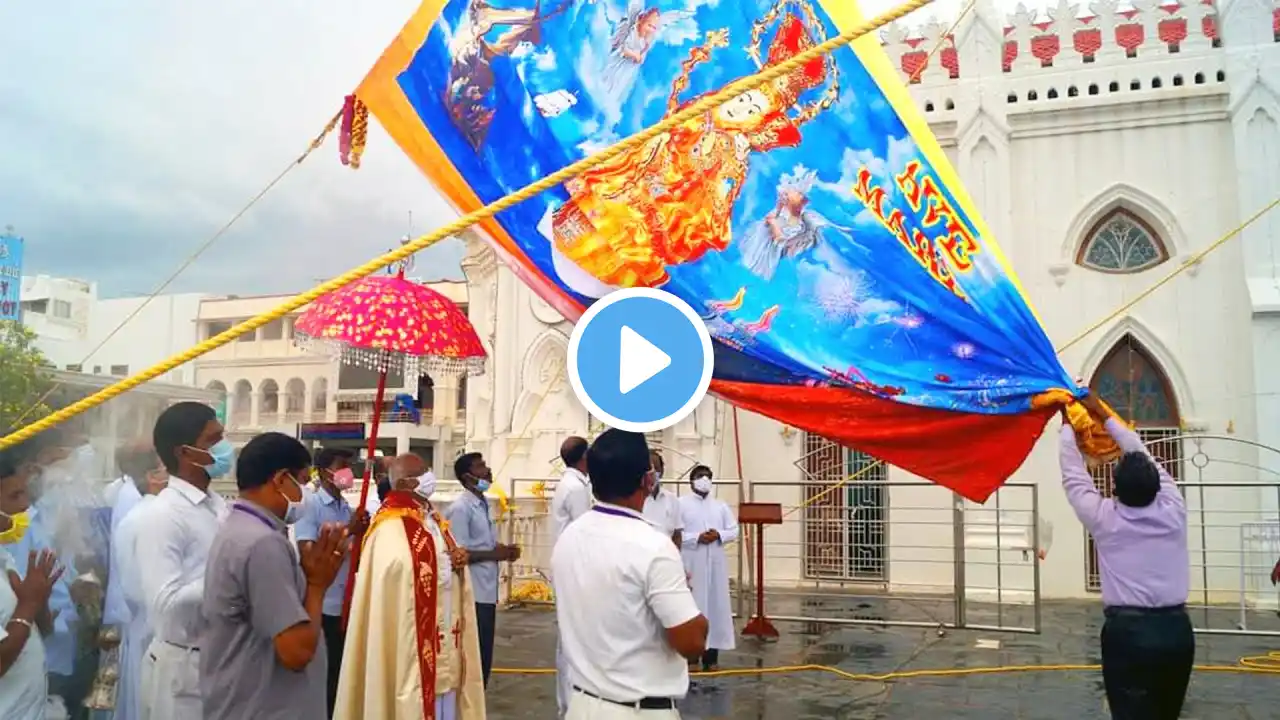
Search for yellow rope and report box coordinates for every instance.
[0,0,936,450]
[908,0,973,83]
[491,657,1280,678]
[5,110,345,431]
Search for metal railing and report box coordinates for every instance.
[1174,481,1280,636]
[334,401,432,424]
[744,479,1042,633]
[494,473,1280,637]
[496,477,1040,633]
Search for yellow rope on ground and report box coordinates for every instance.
[0,0,936,450]
[6,111,344,431]
[491,656,1280,679]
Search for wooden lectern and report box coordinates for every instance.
[738,502,783,640]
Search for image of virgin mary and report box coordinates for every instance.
[543,10,838,299]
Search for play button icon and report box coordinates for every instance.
[618,326,671,394]
[569,288,714,433]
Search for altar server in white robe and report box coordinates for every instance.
[549,436,590,717]
[678,465,738,671]
[104,443,168,720]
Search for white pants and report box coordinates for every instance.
[139,639,202,720]
[435,690,457,720]
[435,602,457,720]
[556,641,572,717]
[116,616,151,720]
[566,693,680,719]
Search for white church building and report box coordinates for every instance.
[458,0,1280,625]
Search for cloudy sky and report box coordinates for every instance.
[0,0,970,298]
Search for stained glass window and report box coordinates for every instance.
[1089,335,1179,426]
[1077,209,1169,273]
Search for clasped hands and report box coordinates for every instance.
[697,529,721,545]
[447,544,521,567]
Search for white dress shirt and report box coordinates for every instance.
[642,488,683,537]
[135,476,228,648]
[552,503,700,702]
[551,468,592,541]
[103,480,143,627]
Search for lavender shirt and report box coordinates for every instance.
[1060,418,1189,609]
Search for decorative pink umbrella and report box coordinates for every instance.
[294,259,486,621]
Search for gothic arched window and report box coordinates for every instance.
[1076,209,1169,274]
[1089,335,1180,427]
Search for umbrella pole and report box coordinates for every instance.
[341,363,389,625]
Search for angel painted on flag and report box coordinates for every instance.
[545,9,840,299]
[739,164,857,281]
[595,0,694,125]
[444,0,575,149]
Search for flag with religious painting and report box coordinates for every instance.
[352,0,1089,501]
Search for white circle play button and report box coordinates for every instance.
[568,288,714,433]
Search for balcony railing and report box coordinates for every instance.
[335,400,434,425]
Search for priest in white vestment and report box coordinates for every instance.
[678,465,738,671]
[103,443,168,720]
[335,454,486,720]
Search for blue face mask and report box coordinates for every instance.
[190,440,234,480]
[475,478,491,493]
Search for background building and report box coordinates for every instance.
[20,274,97,368]
[19,274,206,387]
[191,280,470,473]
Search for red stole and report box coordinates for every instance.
[374,491,440,719]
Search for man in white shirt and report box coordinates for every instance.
[548,435,590,716]
[642,450,682,547]
[552,430,708,719]
[103,441,167,720]
[136,402,231,720]
[550,436,591,541]
[102,441,151,633]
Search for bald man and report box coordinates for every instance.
[383,454,462,568]
[387,454,431,495]
[335,455,486,718]
[551,437,591,541]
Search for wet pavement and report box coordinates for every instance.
[486,598,1280,719]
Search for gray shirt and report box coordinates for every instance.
[445,491,499,604]
[199,500,326,720]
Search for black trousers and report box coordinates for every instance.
[701,648,720,670]
[1100,606,1195,720]
[321,613,346,719]
[475,602,496,687]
